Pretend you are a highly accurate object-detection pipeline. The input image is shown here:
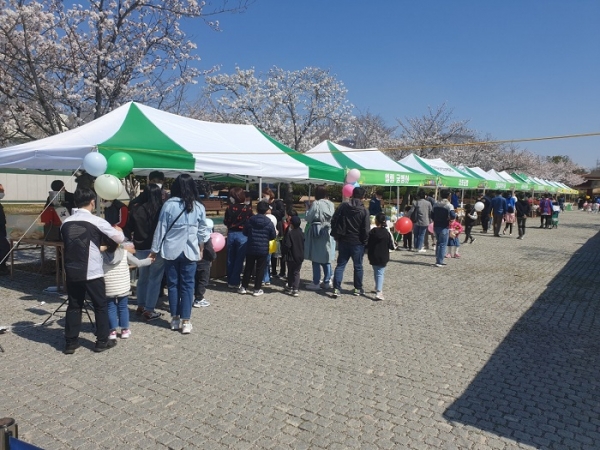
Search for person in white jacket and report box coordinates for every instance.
[103,241,153,340]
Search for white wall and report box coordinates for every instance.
[0,174,131,202]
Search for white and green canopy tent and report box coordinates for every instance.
[397,154,480,189]
[305,141,433,186]
[0,102,345,184]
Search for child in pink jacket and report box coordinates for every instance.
[446,211,464,258]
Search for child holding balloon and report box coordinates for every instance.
[368,213,395,301]
[446,211,464,258]
[402,205,413,250]
[193,218,217,308]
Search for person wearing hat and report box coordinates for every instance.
[281,214,304,297]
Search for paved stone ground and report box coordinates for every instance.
[1,211,599,449]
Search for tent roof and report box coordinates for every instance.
[0,102,345,183]
[305,141,433,186]
[397,154,480,188]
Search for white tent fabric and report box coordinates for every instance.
[0,102,343,183]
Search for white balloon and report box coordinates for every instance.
[267,213,278,235]
[94,174,123,201]
[83,152,108,177]
[205,218,214,230]
[474,201,485,212]
[346,168,361,184]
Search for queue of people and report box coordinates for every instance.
[53,170,567,354]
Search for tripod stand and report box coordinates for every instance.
[41,296,95,330]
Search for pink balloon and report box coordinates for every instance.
[210,232,225,253]
[342,183,354,198]
[427,223,434,234]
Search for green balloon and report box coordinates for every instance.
[105,152,134,178]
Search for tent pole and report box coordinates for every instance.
[277,183,281,199]
[258,178,263,199]
[396,186,400,213]
[461,189,465,208]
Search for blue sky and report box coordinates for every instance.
[187,0,600,169]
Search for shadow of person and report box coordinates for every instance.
[11,319,96,352]
[443,231,600,448]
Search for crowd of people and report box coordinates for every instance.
[16,170,576,354]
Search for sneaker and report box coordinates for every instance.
[320,280,333,289]
[470,238,476,244]
[417,249,426,253]
[284,285,292,294]
[305,282,320,291]
[108,330,118,340]
[181,321,193,334]
[135,306,144,316]
[193,299,211,308]
[171,317,181,330]
[63,342,80,355]
[454,254,461,258]
[331,289,341,298]
[434,263,446,267]
[93,339,117,353]
[445,254,451,258]
[291,290,299,297]
[353,288,364,296]
[120,329,131,339]
[142,310,162,321]
[263,282,271,286]
[375,292,385,301]
[237,287,247,294]
[252,289,264,297]
[227,284,239,289]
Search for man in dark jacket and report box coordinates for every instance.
[239,201,276,297]
[480,193,492,233]
[331,187,370,297]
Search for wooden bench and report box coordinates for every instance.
[202,199,226,215]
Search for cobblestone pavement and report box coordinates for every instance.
[1,211,599,449]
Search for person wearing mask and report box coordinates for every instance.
[304,185,336,290]
[330,187,370,298]
[126,183,165,321]
[369,190,384,216]
[0,184,9,275]
[262,188,286,279]
[150,174,210,334]
[223,187,253,289]
[60,187,125,354]
[128,171,168,208]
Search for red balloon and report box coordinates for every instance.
[394,217,413,234]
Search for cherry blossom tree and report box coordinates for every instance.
[0,0,251,145]
[200,66,355,151]
[345,112,400,150]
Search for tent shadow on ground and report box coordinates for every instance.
[443,231,600,448]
